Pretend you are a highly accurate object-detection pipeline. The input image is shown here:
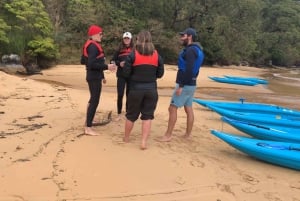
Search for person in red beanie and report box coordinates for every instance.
[82,24,116,136]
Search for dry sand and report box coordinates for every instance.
[0,65,299,201]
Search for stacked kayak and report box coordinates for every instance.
[208,76,258,86]
[193,98,300,117]
[224,75,268,84]
[211,130,300,170]
[204,99,300,170]
[207,105,300,128]
[221,116,300,143]
[199,97,300,170]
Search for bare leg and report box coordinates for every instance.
[124,118,134,142]
[84,127,99,136]
[141,120,151,150]
[182,106,194,138]
[157,105,177,142]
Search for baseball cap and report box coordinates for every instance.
[179,28,197,38]
[88,25,103,36]
[123,32,132,39]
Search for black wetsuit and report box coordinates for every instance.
[111,46,132,114]
[84,40,108,127]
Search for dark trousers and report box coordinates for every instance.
[86,80,102,127]
[126,89,158,122]
[117,77,129,114]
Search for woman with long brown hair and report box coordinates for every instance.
[122,30,164,149]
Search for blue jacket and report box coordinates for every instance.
[176,42,204,87]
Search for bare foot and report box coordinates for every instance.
[140,145,147,150]
[91,121,100,126]
[123,136,129,143]
[84,127,99,136]
[156,135,172,142]
[181,134,191,139]
[114,115,121,122]
[140,141,147,150]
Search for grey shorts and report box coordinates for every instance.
[170,84,196,107]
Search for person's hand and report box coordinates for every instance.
[120,61,125,67]
[176,87,182,96]
[108,63,116,72]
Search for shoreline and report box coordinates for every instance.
[27,65,300,109]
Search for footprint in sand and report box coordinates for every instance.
[242,186,259,193]
[290,181,300,190]
[217,183,234,195]
[241,173,259,185]
[189,157,205,168]
[264,192,283,201]
[174,176,186,185]
[111,135,126,145]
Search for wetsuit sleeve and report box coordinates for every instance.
[111,50,121,67]
[181,47,197,86]
[123,51,135,78]
[87,44,108,71]
[156,54,164,78]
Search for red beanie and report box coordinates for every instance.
[88,25,103,36]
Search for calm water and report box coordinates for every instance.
[196,67,300,110]
[265,67,300,95]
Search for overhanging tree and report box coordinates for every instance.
[3,0,59,67]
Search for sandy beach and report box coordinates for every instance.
[0,64,299,201]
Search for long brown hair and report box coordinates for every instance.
[135,31,155,55]
[117,36,134,51]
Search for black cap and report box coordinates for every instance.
[179,28,197,38]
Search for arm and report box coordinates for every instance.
[181,47,197,86]
[110,50,121,67]
[156,54,164,78]
[122,51,135,78]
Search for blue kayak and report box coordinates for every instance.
[224,75,268,84]
[207,105,300,128]
[193,98,300,117]
[211,130,300,170]
[221,116,300,143]
[208,76,258,86]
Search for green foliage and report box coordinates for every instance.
[27,37,59,59]
[0,18,10,44]
[1,0,300,67]
[1,0,58,67]
[196,0,263,65]
[258,0,300,66]
[4,0,53,36]
[6,32,27,54]
[64,0,96,34]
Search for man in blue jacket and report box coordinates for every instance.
[158,28,204,142]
